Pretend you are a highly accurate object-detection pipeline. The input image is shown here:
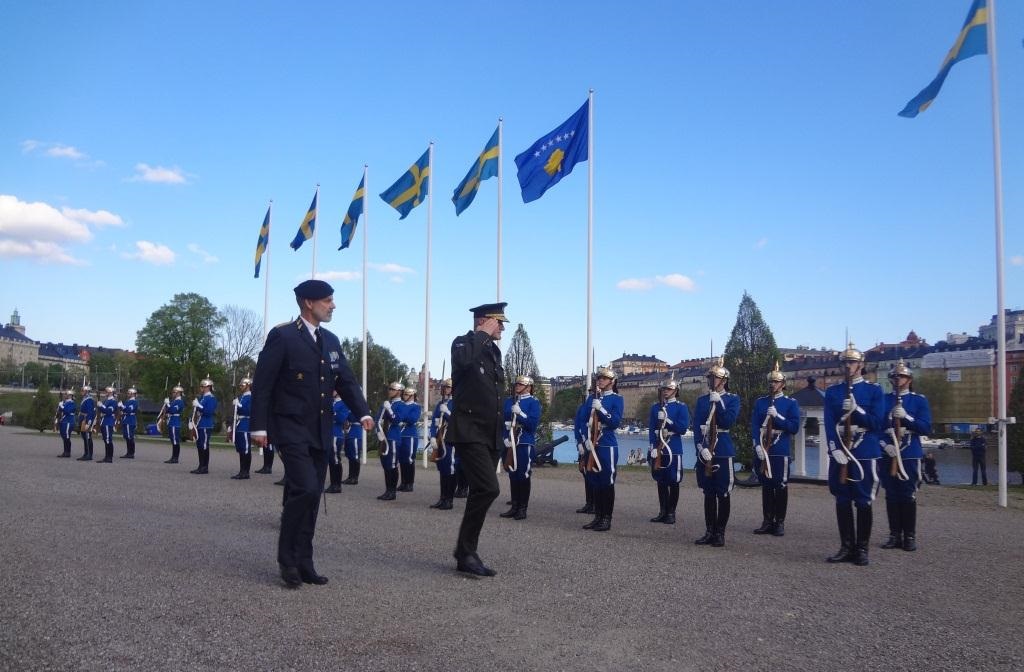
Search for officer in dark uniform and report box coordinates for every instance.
[250,279,374,589]
[447,302,508,577]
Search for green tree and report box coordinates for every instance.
[24,379,57,431]
[550,386,584,422]
[723,292,781,468]
[135,293,225,398]
[339,332,411,449]
[503,324,541,393]
[1007,373,1024,483]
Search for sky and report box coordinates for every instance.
[1,0,1022,381]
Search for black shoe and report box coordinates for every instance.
[499,506,519,518]
[438,499,453,510]
[576,504,595,514]
[342,477,358,485]
[902,535,917,552]
[753,520,774,535]
[76,455,91,461]
[649,511,668,523]
[96,458,113,464]
[771,522,785,537]
[695,529,714,545]
[377,490,396,501]
[454,553,496,577]
[582,515,601,530]
[254,467,272,474]
[662,513,676,525]
[279,565,302,588]
[454,487,468,498]
[591,516,611,532]
[711,532,725,547]
[881,533,902,549]
[852,546,870,566]
[397,484,413,493]
[190,467,208,474]
[274,478,286,486]
[513,507,528,521]
[826,544,854,563]
[300,569,329,585]
[164,458,179,464]
[429,499,444,509]
[119,454,133,459]
[231,473,251,480]
[325,483,342,494]
[58,453,71,458]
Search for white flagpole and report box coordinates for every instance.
[263,200,272,339]
[986,0,1009,508]
[311,184,320,278]
[497,117,503,301]
[422,143,434,469]
[361,165,369,465]
[586,89,594,379]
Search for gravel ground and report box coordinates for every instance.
[1,426,1022,672]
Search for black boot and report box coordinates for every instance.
[852,505,872,566]
[576,480,595,514]
[343,459,360,484]
[77,437,91,461]
[255,450,274,474]
[397,463,413,492]
[711,494,730,547]
[695,493,716,544]
[880,500,902,549]
[592,489,613,532]
[378,469,397,500]
[325,464,342,493]
[754,487,774,534]
[772,487,788,536]
[582,488,603,529]
[165,444,180,464]
[500,481,520,518]
[513,480,530,520]
[901,501,917,552]
[827,502,856,563]
[662,484,679,525]
[650,483,668,522]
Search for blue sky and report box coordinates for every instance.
[1,0,1021,379]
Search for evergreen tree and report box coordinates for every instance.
[25,379,57,431]
[723,292,781,467]
[1007,372,1024,483]
[503,323,541,393]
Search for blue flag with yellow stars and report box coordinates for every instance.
[253,205,270,278]
[452,127,499,215]
[899,0,987,118]
[340,176,364,250]
[380,148,430,219]
[290,189,318,250]
[515,100,588,203]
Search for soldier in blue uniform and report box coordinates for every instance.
[342,407,363,485]
[96,386,118,464]
[56,389,76,458]
[326,390,349,493]
[824,343,885,566]
[879,360,931,552]
[76,385,97,461]
[231,377,253,480]
[160,384,185,464]
[250,279,374,588]
[397,386,422,492]
[428,378,455,510]
[647,379,690,525]
[574,367,623,533]
[375,381,406,501]
[190,378,218,475]
[692,359,740,547]
[118,387,139,459]
[750,363,801,536]
[499,375,542,521]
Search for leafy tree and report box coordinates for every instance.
[1007,372,1024,483]
[503,323,541,393]
[550,386,584,421]
[339,332,411,450]
[723,292,781,467]
[24,379,57,431]
[135,293,225,398]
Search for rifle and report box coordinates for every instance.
[703,388,719,478]
[52,396,63,431]
[503,401,520,472]
[376,399,392,455]
[189,394,201,442]
[889,390,909,481]
[585,374,602,474]
[760,397,775,480]
[430,363,447,463]
[840,370,853,485]
[653,400,669,470]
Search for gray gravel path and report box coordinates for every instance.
[1,426,1022,672]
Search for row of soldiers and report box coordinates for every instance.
[54,341,931,566]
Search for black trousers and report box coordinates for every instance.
[277,443,327,570]
[454,442,500,558]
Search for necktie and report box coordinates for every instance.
[314,327,323,351]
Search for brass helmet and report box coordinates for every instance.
[65,389,75,396]
[888,358,913,380]
[402,386,417,399]
[104,386,117,395]
[199,377,214,389]
[127,387,137,395]
[81,385,92,394]
[387,381,405,392]
[239,377,252,388]
[840,341,864,363]
[595,366,616,380]
[515,375,534,387]
[441,378,453,389]
[172,383,185,393]
[660,379,678,391]
[767,361,785,383]
[706,357,729,380]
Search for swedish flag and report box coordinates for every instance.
[290,189,318,250]
[452,127,499,216]
[380,148,430,219]
[514,100,588,203]
[253,206,270,278]
[899,0,988,118]
[339,176,364,250]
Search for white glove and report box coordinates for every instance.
[376,428,386,441]
[163,397,170,406]
[117,401,124,409]
[188,421,196,431]
[429,438,437,450]
[382,400,393,414]
[892,406,913,421]
[842,394,863,414]
[883,443,899,457]
[577,442,585,456]
[699,447,713,462]
[503,438,513,448]
[439,405,450,417]
[591,398,603,412]
[191,399,202,409]
[232,398,240,408]
[511,402,523,416]
[584,439,595,453]
[830,448,849,465]
[700,424,709,437]
[657,410,666,421]
[755,444,767,461]
[709,391,722,404]
[767,406,783,420]
[504,421,513,430]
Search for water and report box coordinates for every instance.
[548,430,998,484]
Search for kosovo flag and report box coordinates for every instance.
[339,176,364,250]
[290,188,318,250]
[452,127,499,215]
[253,206,270,278]
[380,148,430,219]
[899,0,988,118]
[514,100,588,203]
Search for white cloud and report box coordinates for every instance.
[20,140,39,154]
[62,206,124,228]
[129,163,189,184]
[617,278,654,291]
[315,270,360,282]
[46,144,86,160]
[21,139,94,163]
[187,243,219,264]
[1011,255,1024,266]
[0,239,86,265]
[123,241,175,265]
[368,262,414,275]
[655,274,697,291]
[0,194,92,242]
[754,238,767,249]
